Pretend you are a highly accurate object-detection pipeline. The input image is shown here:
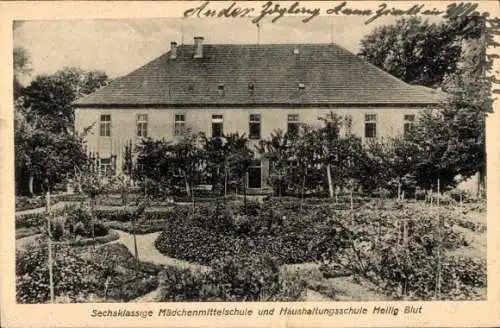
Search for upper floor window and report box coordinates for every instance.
[174,114,186,136]
[99,114,111,137]
[287,114,300,137]
[365,114,377,138]
[212,114,223,137]
[136,114,148,137]
[249,114,261,139]
[404,114,415,137]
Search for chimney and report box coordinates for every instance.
[193,36,204,59]
[170,41,177,59]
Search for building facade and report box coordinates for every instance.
[74,37,444,189]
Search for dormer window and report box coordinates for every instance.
[188,84,194,92]
[217,83,225,96]
[298,83,305,90]
[248,83,255,91]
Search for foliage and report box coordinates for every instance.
[16,242,99,303]
[20,67,109,133]
[158,255,302,302]
[359,16,483,87]
[15,129,88,194]
[16,242,161,303]
[13,46,32,99]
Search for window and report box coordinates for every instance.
[404,114,415,137]
[287,114,300,137]
[136,114,148,137]
[364,114,377,138]
[248,82,255,92]
[174,114,186,136]
[217,84,225,96]
[99,114,111,137]
[247,160,262,189]
[212,115,223,137]
[298,83,305,90]
[249,114,261,139]
[99,158,113,176]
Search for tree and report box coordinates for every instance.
[359,16,483,87]
[15,128,88,195]
[225,132,254,213]
[21,67,110,134]
[360,16,488,194]
[256,129,294,197]
[13,46,32,99]
[135,137,175,195]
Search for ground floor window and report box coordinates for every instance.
[247,160,262,189]
[212,114,223,137]
[99,157,114,176]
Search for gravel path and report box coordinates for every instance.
[114,230,209,272]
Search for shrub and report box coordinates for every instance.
[158,255,302,302]
[73,222,85,236]
[68,230,119,247]
[446,189,477,203]
[16,242,163,303]
[16,213,47,229]
[16,242,99,303]
[50,218,65,241]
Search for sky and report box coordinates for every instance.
[13,15,430,84]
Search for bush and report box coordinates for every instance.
[16,213,47,229]
[50,218,65,241]
[16,242,99,303]
[17,242,163,303]
[158,255,303,302]
[446,189,477,203]
[73,222,85,236]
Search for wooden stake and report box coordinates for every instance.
[45,191,54,304]
[327,164,334,199]
[435,179,442,299]
[350,185,353,210]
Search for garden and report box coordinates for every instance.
[15,190,486,303]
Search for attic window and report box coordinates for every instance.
[187,84,194,92]
[298,83,305,90]
[217,83,225,96]
[248,83,255,92]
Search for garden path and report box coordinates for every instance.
[15,203,188,216]
[15,234,41,252]
[114,230,210,272]
[304,289,333,301]
[130,288,161,302]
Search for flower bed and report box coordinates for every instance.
[66,230,120,247]
[153,198,483,300]
[16,242,162,303]
[157,254,305,301]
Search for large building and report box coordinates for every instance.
[74,37,444,189]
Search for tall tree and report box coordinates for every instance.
[359,16,483,87]
[21,67,109,134]
[13,46,32,99]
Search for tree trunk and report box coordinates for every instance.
[28,174,34,196]
[327,164,334,199]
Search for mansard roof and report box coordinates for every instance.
[74,43,445,107]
